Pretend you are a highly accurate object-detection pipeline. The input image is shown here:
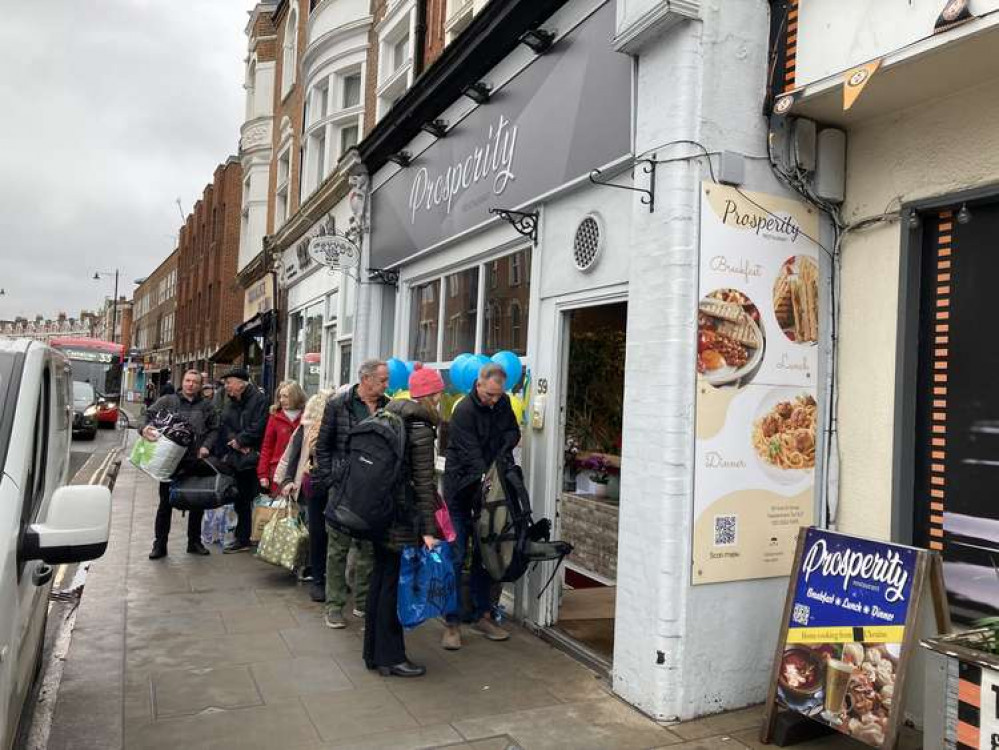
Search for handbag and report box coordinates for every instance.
[433,492,457,543]
[256,499,309,572]
[168,459,238,511]
[397,544,458,629]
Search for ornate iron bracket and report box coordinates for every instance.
[367,268,400,287]
[588,156,656,213]
[488,208,538,245]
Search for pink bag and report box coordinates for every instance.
[434,493,457,543]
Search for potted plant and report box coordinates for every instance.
[581,454,612,497]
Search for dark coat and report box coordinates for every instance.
[384,399,439,551]
[219,384,269,472]
[257,409,301,483]
[443,385,520,504]
[143,392,219,464]
[313,385,389,495]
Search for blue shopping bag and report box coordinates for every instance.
[397,544,458,629]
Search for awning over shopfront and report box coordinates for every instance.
[209,310,276,363]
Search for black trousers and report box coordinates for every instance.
[233,469,258,545]
[154,482,203,545]
[306,481,328,584]
[363,543,406,669]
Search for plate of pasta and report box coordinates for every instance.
[751,390,817,482]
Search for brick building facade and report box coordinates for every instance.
[131,249,178,395]
[174,157,243,378]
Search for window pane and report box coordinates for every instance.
[342,73,361,108]
[289,312,304,383]
[408,279,440,362]
[340,125,358,155]
[442,267,478,361]
[302,302,324,396]
[342,275,355,335]
[339,343,352,386]
[483,248,531,357]
[393,36,409,71]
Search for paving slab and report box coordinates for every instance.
[151,664,264,718]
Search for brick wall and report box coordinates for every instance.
[364,0,387,135]
[424,0,447,67]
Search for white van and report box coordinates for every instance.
[0,339,112,749]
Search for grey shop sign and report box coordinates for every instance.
[370,1,631,269]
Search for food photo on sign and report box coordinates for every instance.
[697,288,765,388]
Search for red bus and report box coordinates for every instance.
[50,337,124,426]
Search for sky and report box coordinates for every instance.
[0,0,258,322]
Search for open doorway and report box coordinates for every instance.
[552,302,627,662]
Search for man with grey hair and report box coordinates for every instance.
[441,362,520,649]
[314,358,389,627]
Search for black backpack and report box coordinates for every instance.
[474,457,572,589]
[324,409,407,539]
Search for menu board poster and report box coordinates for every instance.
[692,183,821,585]
[776,528,918,748]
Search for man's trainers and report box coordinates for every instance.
[324,610,346,629]
[441,625,462,650]
[308,582,326,603]
[352,608,365,619]
[471,617,510,641]
[223,541,250,554]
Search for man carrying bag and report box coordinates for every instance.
[146,369,219,559]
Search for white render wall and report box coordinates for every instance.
[616,0,806,721]
[835,77,999,540]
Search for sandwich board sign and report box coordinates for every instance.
[762,527,950,749]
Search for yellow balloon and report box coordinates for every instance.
[509,395,525,424]
[392,390,411,400]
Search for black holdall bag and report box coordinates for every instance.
[169,458,239,512]
[324,409,407,539]
[474,457,572,590]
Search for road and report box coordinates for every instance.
[69,424,122,478]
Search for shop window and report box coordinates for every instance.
[339,342,352,386]
[408,280,440,362]
[302,301,324,395]
[442,267,478,361]
[288,311,304,387]
[483,248,531,356]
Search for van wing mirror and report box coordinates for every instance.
[21,484,112,565]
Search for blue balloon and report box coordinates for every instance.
[491,351,523,390]
[387,358,409,391]
[448,353,473,391]
[464,354,491,392]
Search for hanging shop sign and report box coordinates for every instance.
[762,528,949,749]
[309,233,359,270]
[243,276,275,320]
[369,1,631,268]
[692,182,822,585]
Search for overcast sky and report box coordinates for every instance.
[0,0,257,322]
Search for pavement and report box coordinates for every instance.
[41,421,884,750]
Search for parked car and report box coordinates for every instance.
[0,339,112,749]
[71,380,99,440]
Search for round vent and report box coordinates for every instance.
[572,215,602,271]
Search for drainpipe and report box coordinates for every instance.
[413,0,428,77]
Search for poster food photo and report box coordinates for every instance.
[692,183,822,584]
[775,528,918,748]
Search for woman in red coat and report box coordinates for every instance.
[257,380,307,495]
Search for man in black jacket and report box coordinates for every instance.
[314,359,388,628]
[145,369,219,559]
[218,368,269,553]
[441,363,520,649]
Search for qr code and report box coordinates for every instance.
[713,515,737,546]
[792,603,811,626]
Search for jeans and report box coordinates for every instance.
[154,482,203,545]
[233,469,258,545]
[362,543,406,669]
[305,481,327,585]
[325,525,373,613]
[446,494,493,624]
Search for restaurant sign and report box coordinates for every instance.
[369,1,631,268]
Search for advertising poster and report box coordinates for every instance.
[692,182,822,584]
[775,528,918,748]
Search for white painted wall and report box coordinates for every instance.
[308,0,370,43]
[795,0,999,86]
[835,77,999,540]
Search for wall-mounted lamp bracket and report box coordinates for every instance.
[367,268,400,287]
[588,156,656,213]
[488,208,538,245]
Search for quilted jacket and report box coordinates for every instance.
[384,398,439,551]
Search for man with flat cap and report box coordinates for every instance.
[218,368,269,552]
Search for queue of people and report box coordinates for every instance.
[144,357,521,679]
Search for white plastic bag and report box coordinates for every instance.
[129,435,186,482]
[201,504,238,548]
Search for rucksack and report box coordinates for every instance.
[324,409,407,539]
[474,457,572,590]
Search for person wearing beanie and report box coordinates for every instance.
[363,363,443,677]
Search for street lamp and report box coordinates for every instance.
[93,269,120,344]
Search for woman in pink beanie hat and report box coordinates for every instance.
[363,363,444,677]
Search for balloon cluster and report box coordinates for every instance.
[385,351,523,396]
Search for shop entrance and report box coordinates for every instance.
[912,197,999,623]
[551,301,627,663]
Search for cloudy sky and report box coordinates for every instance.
[0,0,257,322]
